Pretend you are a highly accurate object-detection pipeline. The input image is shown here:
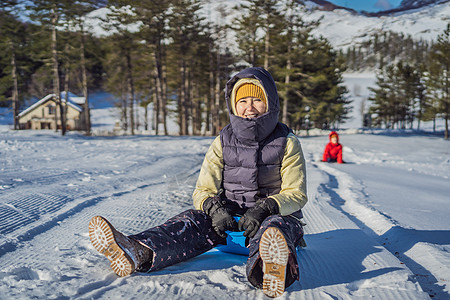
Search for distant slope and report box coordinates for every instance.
[364,0,449,16]
[306,0,359,13]
[307,0,449,15]
[399,0,449,11]
[302,1,449,49]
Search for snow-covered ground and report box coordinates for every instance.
[0,127,448,299]
[342,72,377,129]
[0,5,448,297]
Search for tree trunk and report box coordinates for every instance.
[144,98,149,131]
[184,64,190,135]
[122,93,128,131]
[152,98,156,133]
[64,66,69,131]
[191,83,197,136]
[51,9,62,133]
[207,38,215,135]
[154,76,160,135]
[177,69,183,135]
[445,75,449,139]
[10,41,19,130]
[445,116,448,140]
[125,52,135,135]
[135,98,140,132]
[188,70,196,136]
[208,68,214,135]
[202,95,208,135]
[79,27,91,135]
[162,56,168,135]
[179,62,186,135]
[213,51,221,135]
[250,29,257,66]
[282,43,291,125]
[264,24,270,69]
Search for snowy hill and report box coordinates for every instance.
[310,0,449,14]
[302,0,449,49]
[396,0,448,13]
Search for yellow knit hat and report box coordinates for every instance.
[235,83,267,105]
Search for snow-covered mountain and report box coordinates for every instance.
[306,0,360,12]
[309,0,448,15]
[85,1,449,51]
[399,0,448,11]
[195,0,449,51]
[302,0,449,49]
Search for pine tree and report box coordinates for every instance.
[63,0,103,135]
[101,3,141,135]
[415,71,428,130]
[232,2,262,66]
[0,1,22,129]
[427,23,450,139]
[369,69,389,128]
[27,0,79,135]
[369,61,427,129]
[188,31,217,136]
[133,43,156,133]
[298,37,350,129]
[123,0,172,135]
[271,0,312,125]
[207,3,233,135]
[168,0,205,135]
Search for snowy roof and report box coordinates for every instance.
[60,91,86,105]
[19,92,84,117]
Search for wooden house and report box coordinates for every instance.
[18,92,86,130]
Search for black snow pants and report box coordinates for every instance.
[129,209,304,288]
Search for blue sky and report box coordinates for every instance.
[327,0,403,12]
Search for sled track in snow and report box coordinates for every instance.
[0,180,167,258]
[315,162,444,299]
[0,144,203,257]
[292,161,422,299]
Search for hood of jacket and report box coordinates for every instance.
[329,131,339,143]
[225,67,280,144]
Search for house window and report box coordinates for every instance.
[48,105,56,115]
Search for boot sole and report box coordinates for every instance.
[89,216,135,277]
[259,227,289,298]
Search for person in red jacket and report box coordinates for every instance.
[322,131,344,163]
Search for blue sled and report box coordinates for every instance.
[216,217,249,256]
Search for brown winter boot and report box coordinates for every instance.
[259,227,289,298]
[89,216,152,277]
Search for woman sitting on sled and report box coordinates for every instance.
[88,67,308,298]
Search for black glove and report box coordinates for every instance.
[203,196,238,238]
[238,198,279,238]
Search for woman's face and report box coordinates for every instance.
[236,97,266,119]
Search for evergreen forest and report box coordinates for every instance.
[361,26,449,139]
[0,0,448,138]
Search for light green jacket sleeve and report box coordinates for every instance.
[192,133,308,215]
[268,133,308,216]
[192,136,223,210]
